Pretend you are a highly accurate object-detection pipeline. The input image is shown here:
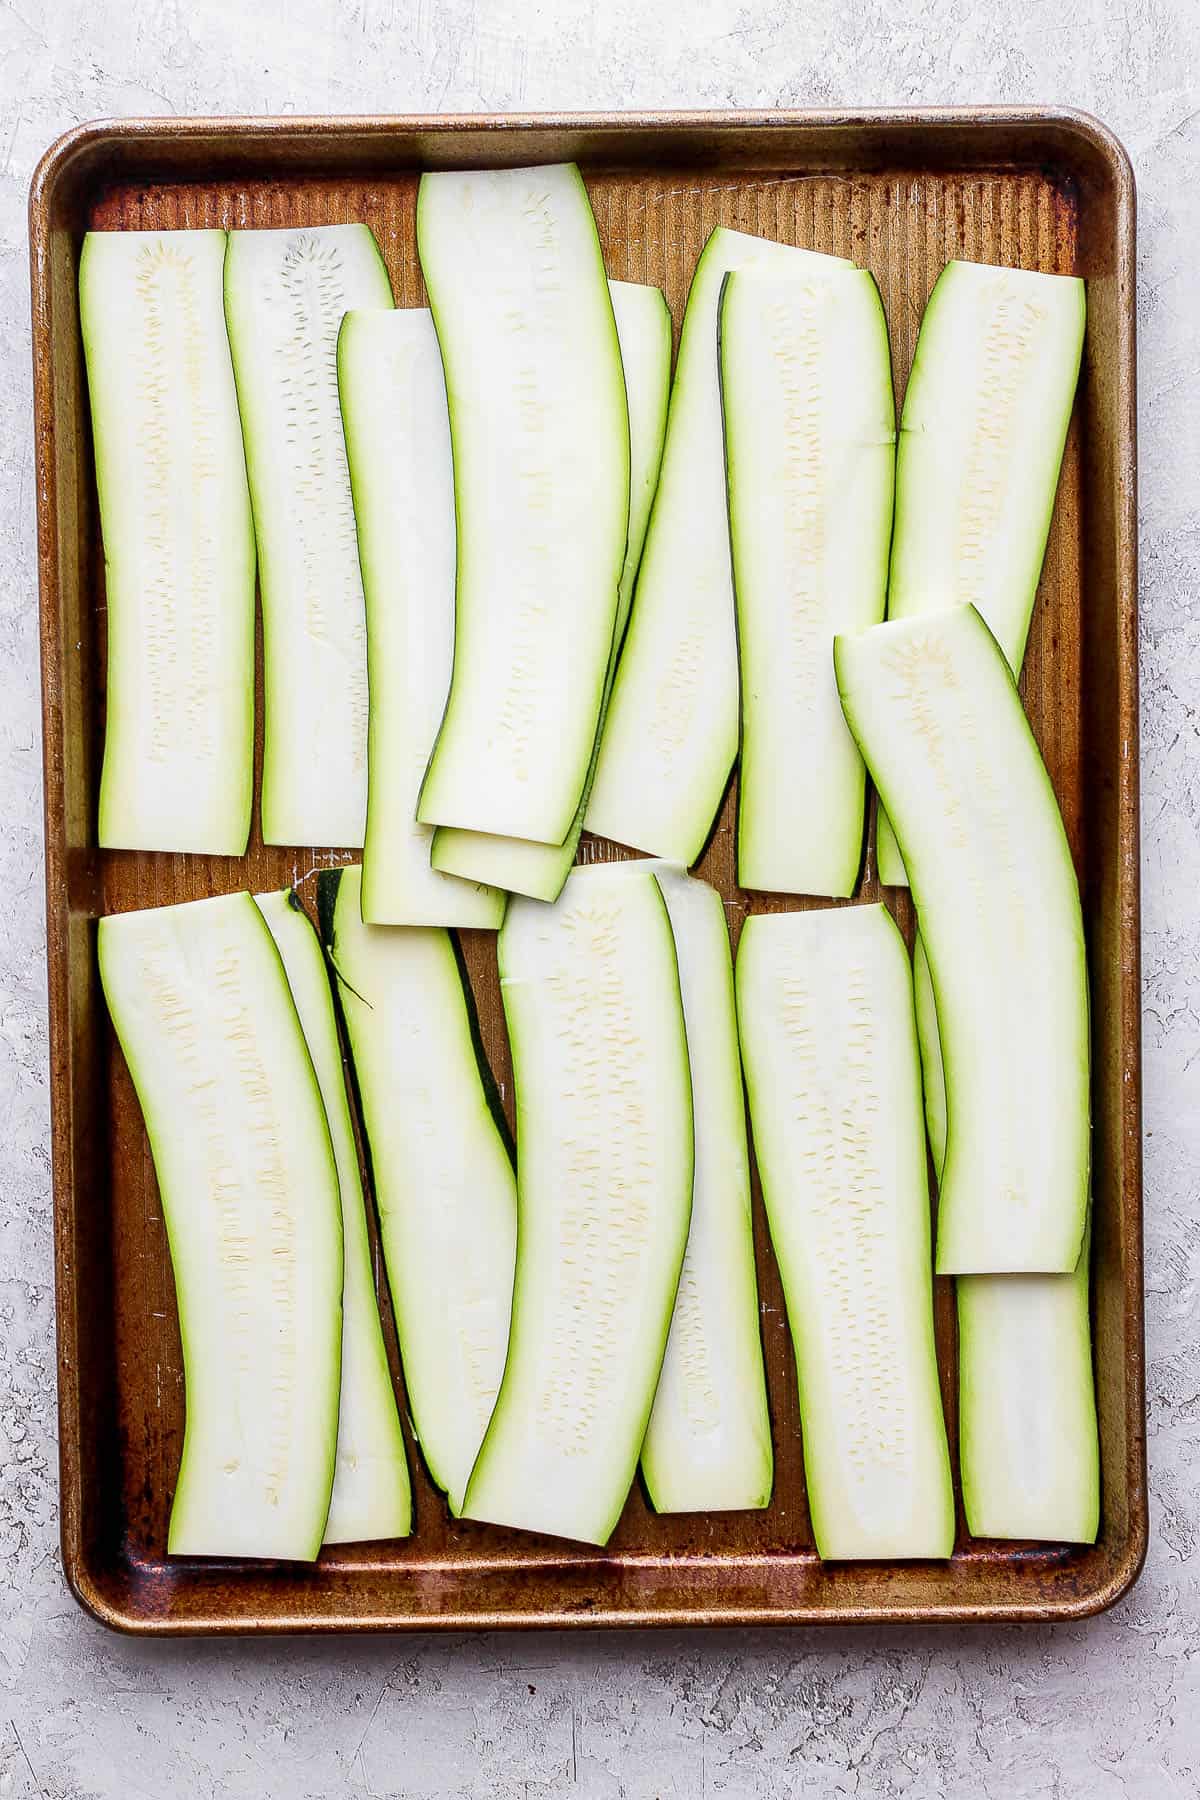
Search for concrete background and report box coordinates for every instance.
[0,0,1196,1793]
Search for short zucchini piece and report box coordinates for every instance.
[462,863,694,1545]
[736,904,954,1561]
[224,226,394,848]
[585,226,853,865]
[80,230,255,854]
[877,259,1086,885]
[319,866,516,1515]
[720,265,896,896]
[913,928,1099,1543]
[835,606,1090,1274]
[415,165,629,845]
[639,864,773,1514]
[429,279,672,902]
[98,893,343,1561]
[337,307,504,927]
[254,889,411,1545]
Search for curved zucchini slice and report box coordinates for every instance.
[337,307,504,928]
[98,893,343,1561]
[835,607,1090,1274]
[224,226,394,848]
[638,864,773,1514]
[462,863,694,1545]
[585,226,853,865]
[415,164,629,845]
[429,279,672,902]
[959,1233,1099,1543]
[319,866,515,1515]
[736,904,953,1561]
[914,925,1099,1542]
[720,266,895,896]
[877,259,1086,886]
[254,889,411,1545]
[80,230,255,854]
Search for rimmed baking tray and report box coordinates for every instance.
[29,109,1144,1632]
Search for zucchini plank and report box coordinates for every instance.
[337,307,504,927]
[98,893,343,1560]
[254,889,411,1544]
[877,260,1086,885]
[639,864,773,1514]
[835,607,1090,1274]
[720,265,896,896]
[429,279,672,901]
[462,863,694,1545]
[224,226,394,848]
[415,164,629,845]
[80,230,255,854]
[736,904,954,1561]
[585,226,854,865]
[319,866,515,1515]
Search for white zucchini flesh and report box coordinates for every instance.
[913,927,1099,1543]
[98,893,343,1561]
[337,308,504,928]
[462,863,694,1545]
[80,230,255,855]
[834,607,1090,1274]
[415,164,629,845]
[585,227,854,865]
[637,864,773,1514]
[224,226,394,848]
[429,280,672,902]
[254,889,411,1545]
[877,259,1086,886]
[735,904,954,1561]
[959,1237,1099,1543]
[319,866,516,1515]
[720,266,896,897]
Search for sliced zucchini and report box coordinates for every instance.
[720,266,895,896]
[736,903,954,1561]
[913,922,1099,1544]
[98,893,343,1561]
[638,864,773,1514]
[337,306,504,927]
[224,226,394,848]
[958,1231,1099,1543]
[319,865,515,1515]
[834,606,1090,1274]
[462,863,694,1545]
[877,260,1086,886]
[429,279,672,902]
[254,888,411,1544]
[415,164,629,844]
[585,226,853,865]
[80,230,255,854]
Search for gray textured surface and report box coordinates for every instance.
[0,0,1193,1793]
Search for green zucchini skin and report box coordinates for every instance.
[337,307,505,928]
[585,226,854,867]
[224,226,395,850]
[638,865,773,1515]
[319,867,516,1516]
[429,280,673,902]
[254,889,412,1545]
[80,229,255,855]
[720,264,895,897]
[462,863,694,1546]
[99,892,344,1562]
[877,259,1086,887]
[835,606,1090,1275]
[415,164,630,846]
[736,903,953,1562]
[911,933,948,1180]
